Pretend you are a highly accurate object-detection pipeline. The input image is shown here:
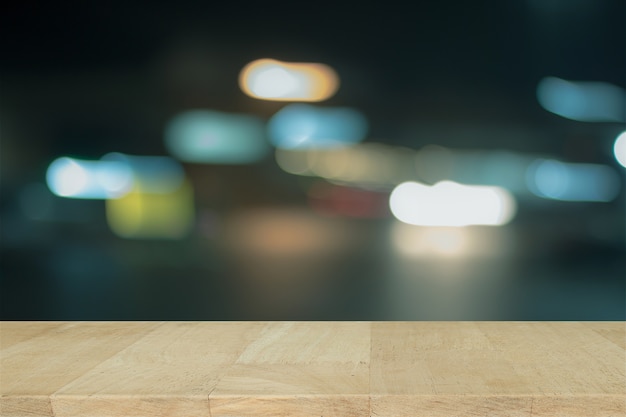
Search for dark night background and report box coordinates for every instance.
[1,1,625,320]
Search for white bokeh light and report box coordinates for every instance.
[46,158,89,197]
[614,131,626,168]
[389,181,516,227]
[239,58,339,102]
[251,66,300,98]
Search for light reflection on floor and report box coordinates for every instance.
[1,206,624,320]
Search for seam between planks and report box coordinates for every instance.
[48,321,167,417]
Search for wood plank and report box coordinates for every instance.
[370,322,626,416]
[1,322,162,417]
[581,321,626,350]
[51,322,267,417]
[0,395,54,417]
[0,323,68,417]
[475,322,625,395]
[0,322,67,350]
[209,322,370,417]
[1,322,624,416]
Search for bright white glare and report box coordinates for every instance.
[389,181,516,227]
[46,157,133,199]
[47,158,87,197]
[239,59,339,102]
[526,159,620,202]
[164,110,268,164]
[537,77,625,122]
[253,67,300,98]
[614,131,626,168]
[268,104,368,149]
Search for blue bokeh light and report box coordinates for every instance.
[526,159,621,202]
[537,77,625,122]
[267,104,368,149]
[46,157,133,199]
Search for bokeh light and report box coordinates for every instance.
[105,178,195,239]
[275,144,543,194]
[164,110,268,164]
[101,153,185,193]
[46,157,133,199]
[4,2,626,321]
[614,131,626,168]
[390,223,515,260]
[93,153,195,239]
[222,208,348,257]
[526,159,620,202]
[267,104,368,149]
[239,59,339,102]
[389,181,517,226]
[537,77,625,122]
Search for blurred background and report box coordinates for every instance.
[1,1,625,320]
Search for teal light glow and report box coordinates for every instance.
[267,104,368,149]
[101,153,184,194]
[164,110,269,164]
[526,159,620,202]
[537,77,625,122]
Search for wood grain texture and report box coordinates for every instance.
[210,322,370,416]
[1,322,162,417]
[370,322,626,416]
[1,322,624,417]
[51,322,267,417]
[0,322,67,350]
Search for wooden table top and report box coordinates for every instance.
[1,321,624,416]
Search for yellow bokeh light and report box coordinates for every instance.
[106,179,195,239]
[239,58,339,102]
